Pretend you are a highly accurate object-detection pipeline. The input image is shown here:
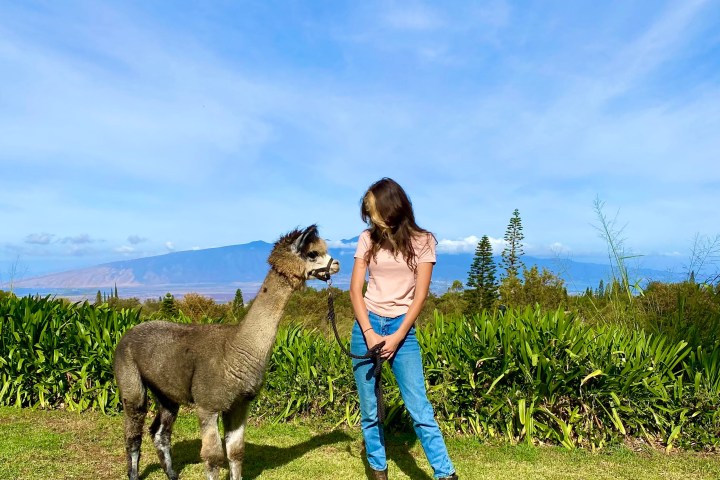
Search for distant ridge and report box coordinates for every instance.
[13,240,275,288]
[8,237,685,300]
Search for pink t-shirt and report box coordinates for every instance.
[354,229,436,317]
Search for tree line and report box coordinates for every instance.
[464,208,567,314]
[4,207,717,351]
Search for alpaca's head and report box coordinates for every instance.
[268,225,340,286]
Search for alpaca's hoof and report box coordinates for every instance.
[204,467,220,480]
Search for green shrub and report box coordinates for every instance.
[639,281,720,350]
[281,287,356,336]
[177,292,229,323]
[419,308,719,449]
[0,295,141,413]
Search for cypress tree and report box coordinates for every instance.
[232,288,245,319]
[160,292,178,319]
[465,235,498,314]
[596,279,605,297]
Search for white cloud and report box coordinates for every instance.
[61,234,96,244]
[25,233,54,245]
[115,246,135,254]
[165,242,176,251]
[326,239,358,249]
[437,236,478,254]
[381,5,445,31]
[608,0,709,94]
[67,245,95,256]
[436,236,505,254]
[127,235,147,245]
[548,242,571,254]
[0,6,276,183]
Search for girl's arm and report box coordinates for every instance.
[380,262,433,358]
[350,257,383,348]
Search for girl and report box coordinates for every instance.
[350,178,458,480]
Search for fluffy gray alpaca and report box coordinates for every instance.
[114,225,339,480]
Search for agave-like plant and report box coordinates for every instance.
[0,295,141,412]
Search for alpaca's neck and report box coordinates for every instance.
[225,269,297,382]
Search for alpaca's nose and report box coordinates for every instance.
[330,259,340,274]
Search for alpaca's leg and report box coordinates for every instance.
[149,392,180,480]
[123,404,147,480]
[198,408,224,480]
[222,400,251,480]
[117,360,148,480]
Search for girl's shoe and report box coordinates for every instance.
[371,467,388,480]
[439,474,458,480]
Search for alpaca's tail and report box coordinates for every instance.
[114,336,150,480]
[114,336,147,412]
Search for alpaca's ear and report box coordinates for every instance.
[292,225,318,253]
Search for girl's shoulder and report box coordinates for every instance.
[412,231,437,259]
[354,230,372,254]
[358,229,371,244]
[412,230,436,246]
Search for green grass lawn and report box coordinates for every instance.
[0,406,718,479]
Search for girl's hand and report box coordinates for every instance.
[364,330,384,351]
[379,333,403,359]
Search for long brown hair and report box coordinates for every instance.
[360,177,435,272]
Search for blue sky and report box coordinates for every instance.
[1,0,719,281]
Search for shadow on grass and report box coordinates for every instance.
[140,429,353,479]
[387,432,433,480]
[357,431,433,480]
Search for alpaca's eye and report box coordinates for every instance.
[307,251,318,260]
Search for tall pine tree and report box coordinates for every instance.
[465,235,498,314]
[501,208,525,279]
[160,292,178,319]
[232,288,245,319]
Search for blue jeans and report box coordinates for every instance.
[351,311,455,478]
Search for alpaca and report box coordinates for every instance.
[113,225,339,480]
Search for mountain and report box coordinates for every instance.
[14,240,275,288]
[8,237,686,301]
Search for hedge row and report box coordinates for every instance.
[1,295,718,449]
